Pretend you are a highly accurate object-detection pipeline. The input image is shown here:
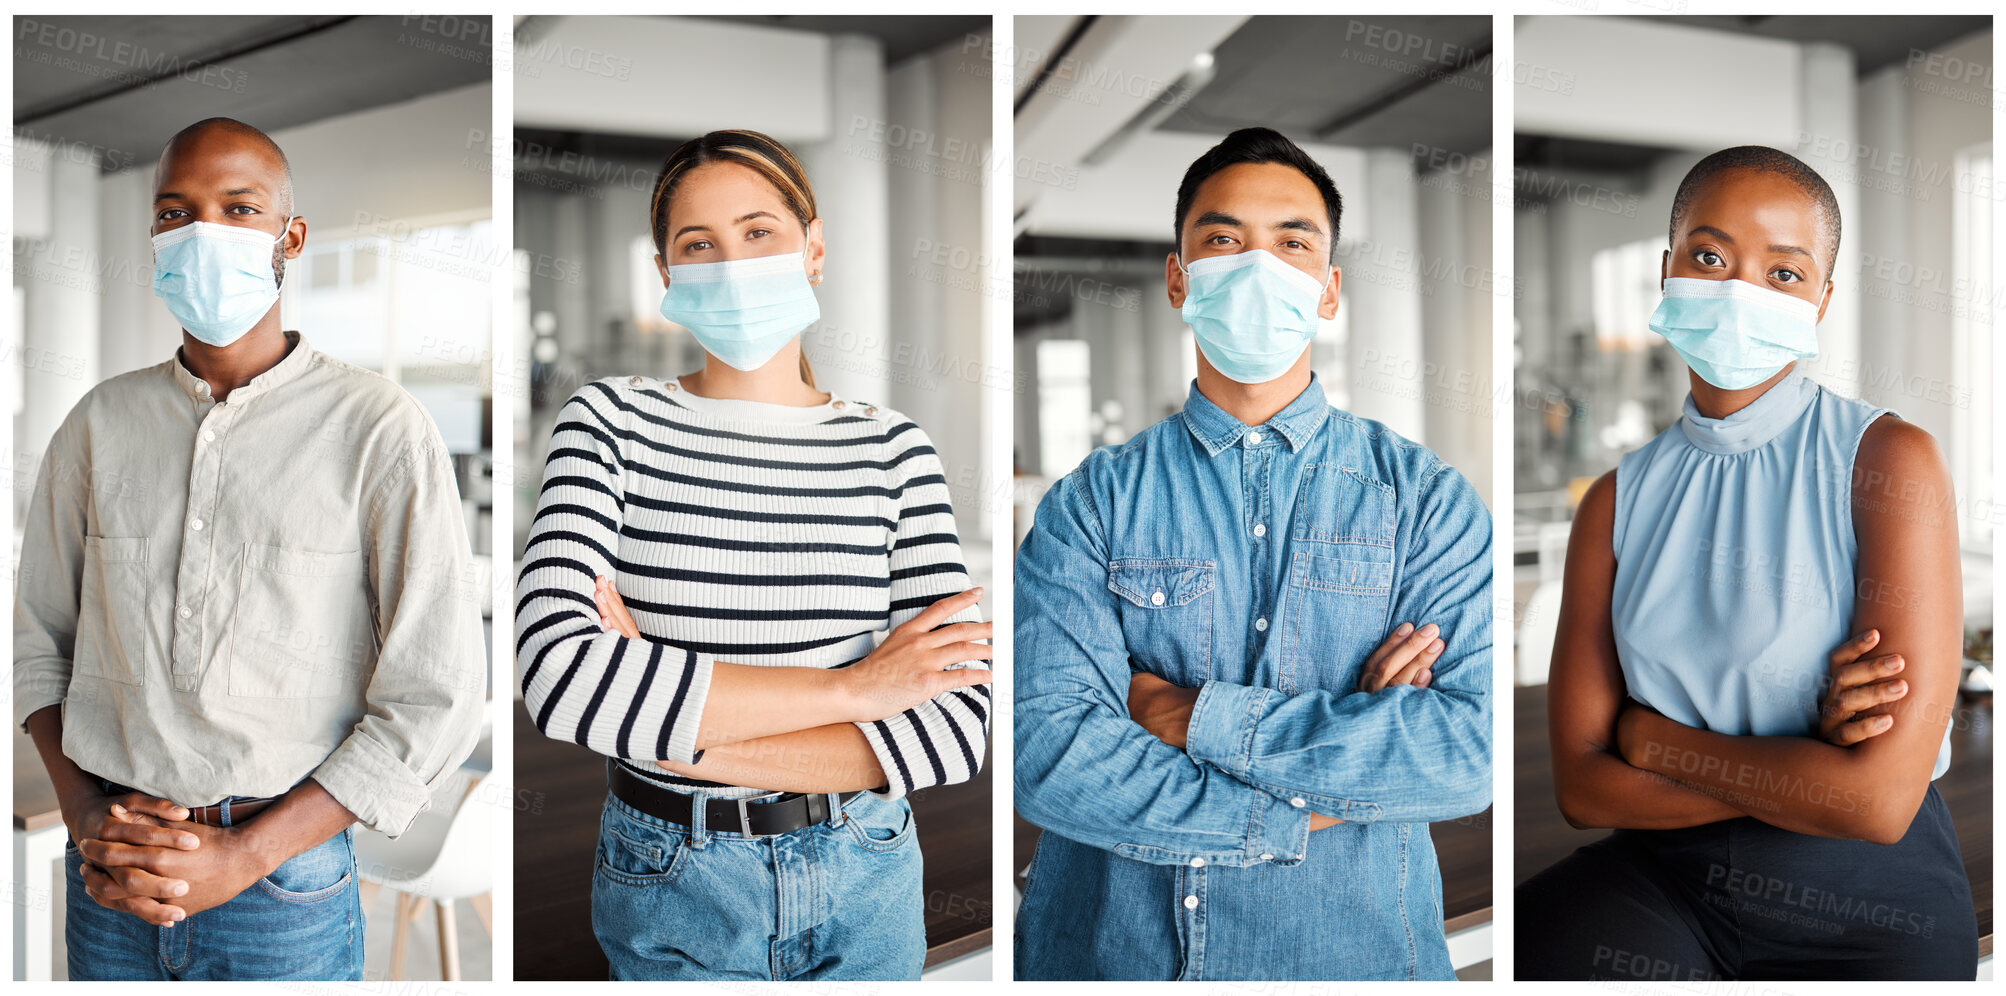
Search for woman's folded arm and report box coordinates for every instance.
[1548,471,1745,830]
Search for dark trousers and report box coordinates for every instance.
[1517,784,1976,980]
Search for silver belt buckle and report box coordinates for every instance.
[736,790,786,835]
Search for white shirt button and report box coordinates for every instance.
[202,430,216,442]
[1189,857,1206,868]
[1248,431,1264,445]
[1259,853,1275,861]
[1183,895,1199,910]
[1289,797,1306,808]
[1253,523,1267,538]
[1151,590,1166,606]
[189,517,205,532]
[178,606,192,619]
[1255,617,1268,632]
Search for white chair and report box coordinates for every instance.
[355,717,493,980]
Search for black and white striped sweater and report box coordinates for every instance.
[516,376,990,800]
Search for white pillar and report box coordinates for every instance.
[800,33,890,407]
[1419,162,1467,461]
[1075,287,1118,446]
[1103,284,1146,444]
[886,52,941,424]
[1797,41,1860,397]
[1345,148,1426,440]
[17,144,103,471]
[1142,273,1186,424]
[1851,67,1907,406]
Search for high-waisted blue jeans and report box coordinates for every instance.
[590,788,926,980]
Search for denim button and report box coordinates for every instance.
[1253,523,1266,538]
[1259,852,1274,861]
[1151,590,1165,606]
[1289,797,1305,808]
[1255,617,1268,632]
[1189,857,1205,868]
[1248,432,1264,446]
[1183,895,1198,910]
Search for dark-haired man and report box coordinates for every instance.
[15,117,485,980]
[1013,127,1493,979]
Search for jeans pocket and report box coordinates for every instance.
[257,830,355,903]
[596,801,692,887]
[75,536,151,686]
[843,795,916,853]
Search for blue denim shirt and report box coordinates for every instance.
[1013,375,1492,980]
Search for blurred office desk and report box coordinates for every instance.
[1012,807,1495,977]
[1514,684,1993,960]
[14,726,64,981]
[512,709,992,979]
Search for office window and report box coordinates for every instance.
[1037,338,1092,478]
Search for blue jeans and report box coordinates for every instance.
[65,816,362,981]
[591,789,926,980]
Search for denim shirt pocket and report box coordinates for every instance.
[1282,465,1397,694]
[1107,558,1216,686]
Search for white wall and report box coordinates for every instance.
[512,17,829,141]
[1515,16,1801,149]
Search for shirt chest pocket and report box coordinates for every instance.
[75,536,153,686]
[1107,558,1215,686]
[1281,465,1398,694]
[228,543,375,698]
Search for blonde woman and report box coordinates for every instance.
[517,130,992,980]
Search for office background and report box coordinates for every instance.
[11,14,496,982]
[507,13,998,981]
[1010,14,1498,979]
[1510,14,1994,965]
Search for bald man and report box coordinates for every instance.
[15,117,486,980]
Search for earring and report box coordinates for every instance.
[809,271,824,286]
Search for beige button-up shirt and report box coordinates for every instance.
[14,332,485,836]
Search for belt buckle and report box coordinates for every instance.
[734,791,786,835]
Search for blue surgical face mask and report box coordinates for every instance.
[1648,276,1820,390]
[659,250,820,372]
[1178,249,1332,384]
[152,219,291,347]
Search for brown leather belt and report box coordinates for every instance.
[98,776,279,828]
[182,797,278,827]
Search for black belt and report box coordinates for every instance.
[609,763,860,836]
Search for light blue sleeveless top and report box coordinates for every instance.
[1610,368,1950,779]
